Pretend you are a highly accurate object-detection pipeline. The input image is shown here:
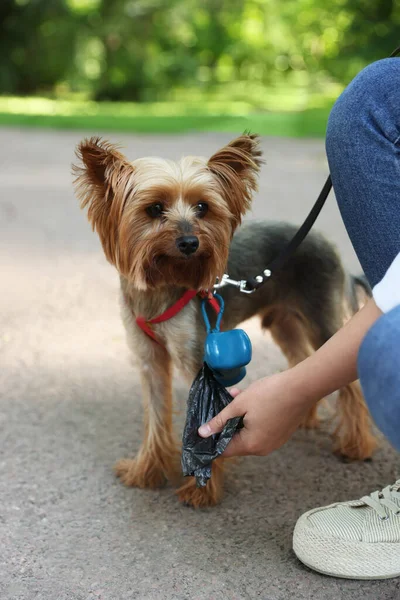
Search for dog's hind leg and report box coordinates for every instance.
[115,340,180,489]
[266,310,321,429]
[311,284,377,461]
[270,299,377,460]
[332,278,377,459]
[333,380,378,461]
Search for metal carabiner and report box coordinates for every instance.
[238,280,256,294]
[213,274,256,294]
[213,274,240,290]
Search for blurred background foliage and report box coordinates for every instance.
[0,0,398,134]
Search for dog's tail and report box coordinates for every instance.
[347,273,372,315]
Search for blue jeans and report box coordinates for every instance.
[326,58,400,450]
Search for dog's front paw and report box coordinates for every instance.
[176,464,225,508]
[177,478,221,508]
[115,457,167,489]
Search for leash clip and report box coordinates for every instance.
[213,274,256,294]
[239,280,256,294]
[213,274,239,290]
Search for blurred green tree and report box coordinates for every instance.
[0,0,79,94]
[0,0,398,101]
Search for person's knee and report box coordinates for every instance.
[343,57,399,99]
[326,58,400,158]
[358,306,400,450]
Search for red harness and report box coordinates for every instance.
[136,290,220,346]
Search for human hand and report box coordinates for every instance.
[198,370,315,457]
[197,299,383,458]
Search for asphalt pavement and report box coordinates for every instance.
[0,127,398,600]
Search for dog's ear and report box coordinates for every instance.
[207,133,263,227]
[72,137,134,263]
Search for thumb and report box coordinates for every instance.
[198,398,244,438]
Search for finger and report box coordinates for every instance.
[221,429,250,457]
[228,387,241,398]
[198,399,244,437]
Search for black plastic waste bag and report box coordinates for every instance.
[181,363,243,487]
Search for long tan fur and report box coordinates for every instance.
[72,134,377,508]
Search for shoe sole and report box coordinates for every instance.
[296,556,400,580]
[293,517,400,580]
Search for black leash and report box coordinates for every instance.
[245,175,333,291]
[214,43,400,295]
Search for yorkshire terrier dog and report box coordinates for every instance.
[73,134,377,508]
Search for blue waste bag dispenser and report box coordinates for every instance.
[202,294,252,388]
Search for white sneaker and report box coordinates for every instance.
[293,480,400,579]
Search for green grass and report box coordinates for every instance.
[0,95,335,137]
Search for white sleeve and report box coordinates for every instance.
[373,252,400,313]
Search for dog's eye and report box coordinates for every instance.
[146,203,164,218]
[195,202,208,218]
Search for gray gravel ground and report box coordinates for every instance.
[1,128,399,600]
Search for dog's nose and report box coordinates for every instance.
[176,235,199,256]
